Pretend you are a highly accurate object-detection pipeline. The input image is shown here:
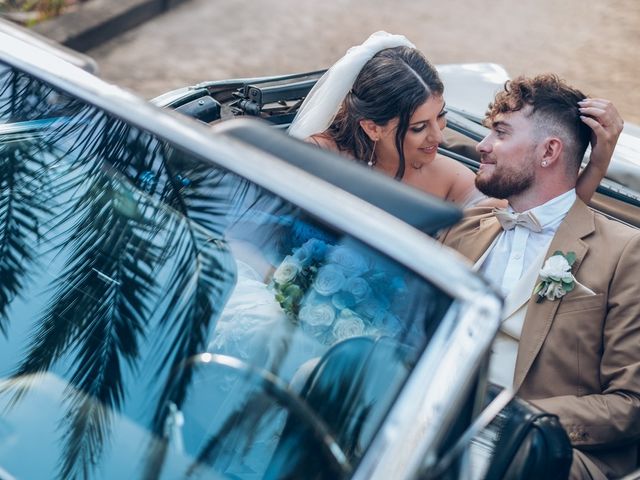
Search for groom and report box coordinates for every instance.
[442,75,640,479]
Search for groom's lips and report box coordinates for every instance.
[478,155,496,171]
[479,155,496,165]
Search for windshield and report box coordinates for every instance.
[0,62,457,479]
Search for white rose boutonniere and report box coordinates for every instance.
[534,250,577,302]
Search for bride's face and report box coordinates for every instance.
[376,95,447,170]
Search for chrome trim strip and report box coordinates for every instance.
[355,294,501,480]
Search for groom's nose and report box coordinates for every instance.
[477,134,492,154]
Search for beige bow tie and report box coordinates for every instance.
[493,208,543,233]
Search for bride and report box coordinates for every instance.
[288,31,622,207]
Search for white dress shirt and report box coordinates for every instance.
[480,189,577,296]
[479,189,577,387]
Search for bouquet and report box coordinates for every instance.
[271,239,406,345]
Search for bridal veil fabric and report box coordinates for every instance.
[287,31,415,139]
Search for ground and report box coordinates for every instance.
[88,0,640,123]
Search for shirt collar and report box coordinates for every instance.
[509,189,576,230]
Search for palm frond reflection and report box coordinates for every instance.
[0,65,240,479]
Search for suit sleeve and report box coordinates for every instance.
[531,231,640,449]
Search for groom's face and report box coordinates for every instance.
[475,108,539,199]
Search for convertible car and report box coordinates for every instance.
[1,18,639,480]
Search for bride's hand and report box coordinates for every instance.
[576,98,624,203]
[579,98,624,176]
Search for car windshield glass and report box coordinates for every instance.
[0,62,456,479]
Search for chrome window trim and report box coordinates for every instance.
[356,295,501,479]
[0,32,503,479]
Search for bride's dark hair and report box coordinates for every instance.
[328,46,444,179]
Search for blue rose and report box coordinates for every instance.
[326,245,369,276]
[313,264,346,296]
[332,291,357,310]
[293,238,328,266]
[344,277,371,300]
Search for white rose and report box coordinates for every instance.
[545,282,566,301]
[326,246,369,276]
[332,315,365,342]
[273,256,301,284]
[344,277,370,300]
[539,255,571,281]
[313,265,346,296]
[299,303,336,326]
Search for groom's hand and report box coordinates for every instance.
[578,98,624,175]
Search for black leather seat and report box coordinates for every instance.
[481,385,573,480]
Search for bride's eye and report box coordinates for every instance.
[410,124,426,133]
[438,109,448,119]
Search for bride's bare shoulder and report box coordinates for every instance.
[432,154,477,203]
[305,133,339,152]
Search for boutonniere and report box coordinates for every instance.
[534,251,577,303]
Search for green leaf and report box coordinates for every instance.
[565,251,577,266]
[563,282,575,292]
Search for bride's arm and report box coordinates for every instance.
[575,98,624,203]
[443,160,507,208]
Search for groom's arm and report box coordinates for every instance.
[531,231,640,449]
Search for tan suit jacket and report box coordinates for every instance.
[442,199,640,478]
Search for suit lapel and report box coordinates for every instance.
[513,200,595,390]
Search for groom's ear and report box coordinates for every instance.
[359,119,382,141]
[540,136,563,168]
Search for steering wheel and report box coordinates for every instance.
[178,352,352,478]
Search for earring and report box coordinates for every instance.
[541,161,547,167]
[368,140,378,167]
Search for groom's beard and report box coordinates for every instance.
[475,155,536,199]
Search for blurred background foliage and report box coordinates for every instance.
[0,0,88,25]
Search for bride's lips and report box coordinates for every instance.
[419,145,438,155]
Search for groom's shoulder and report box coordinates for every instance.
[440,206,495,245]
[592,209,640,239]
[589,209,640,259]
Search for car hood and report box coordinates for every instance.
[437,62,509,120]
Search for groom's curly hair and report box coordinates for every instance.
[486,74,591,174]
[328,46,443,179]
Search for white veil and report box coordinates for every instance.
[287,31,415,139]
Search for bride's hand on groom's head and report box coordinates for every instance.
[578,98,624,175]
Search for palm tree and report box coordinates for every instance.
[0,66,241,479]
